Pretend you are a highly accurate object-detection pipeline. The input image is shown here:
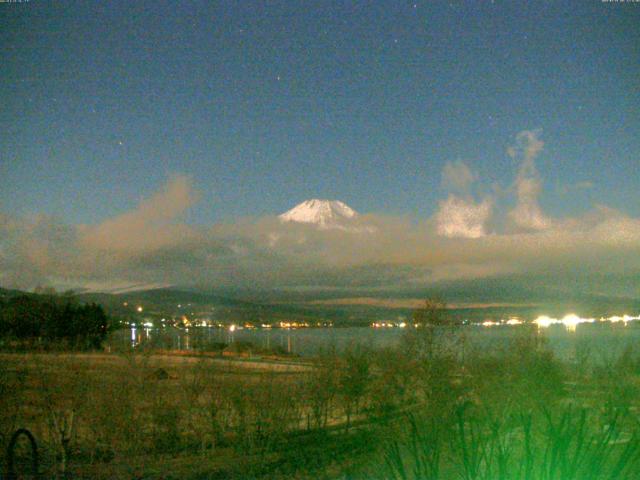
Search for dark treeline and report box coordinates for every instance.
[0,292,113,349]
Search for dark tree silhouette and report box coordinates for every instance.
[0,293,112,349]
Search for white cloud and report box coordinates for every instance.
[442,160,476,193]
[507,129,552,231]
[507,129,544,165]
[79,174,199,254]
[435,195,492,239]
[2,200,640,291]
[1,142,640,293]
[437,160,491,238]
[509,176,551,231]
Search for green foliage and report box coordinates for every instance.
[464,326,565,412]
[307,350,340,429]
[338,344,372,431]
[367,347,416,421]
[385,414,443,480]
[404,299,461,363]
[383,403,640,480]
[2,296,640,479]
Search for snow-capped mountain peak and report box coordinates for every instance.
[278,199,359,229]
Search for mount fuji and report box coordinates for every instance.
[278,199,371,231]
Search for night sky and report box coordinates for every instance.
[1,1,639,292]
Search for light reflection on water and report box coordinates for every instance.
[112,322,640,363]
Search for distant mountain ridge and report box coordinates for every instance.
[3,283,639,325]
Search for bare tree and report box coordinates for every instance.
[338,345,371,433]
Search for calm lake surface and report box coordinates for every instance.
[111,322,640,364]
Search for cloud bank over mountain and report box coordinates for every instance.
[1,131,639,295]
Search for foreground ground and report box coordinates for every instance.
[2,327,640,479]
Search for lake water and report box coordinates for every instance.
[111,322,640,364]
